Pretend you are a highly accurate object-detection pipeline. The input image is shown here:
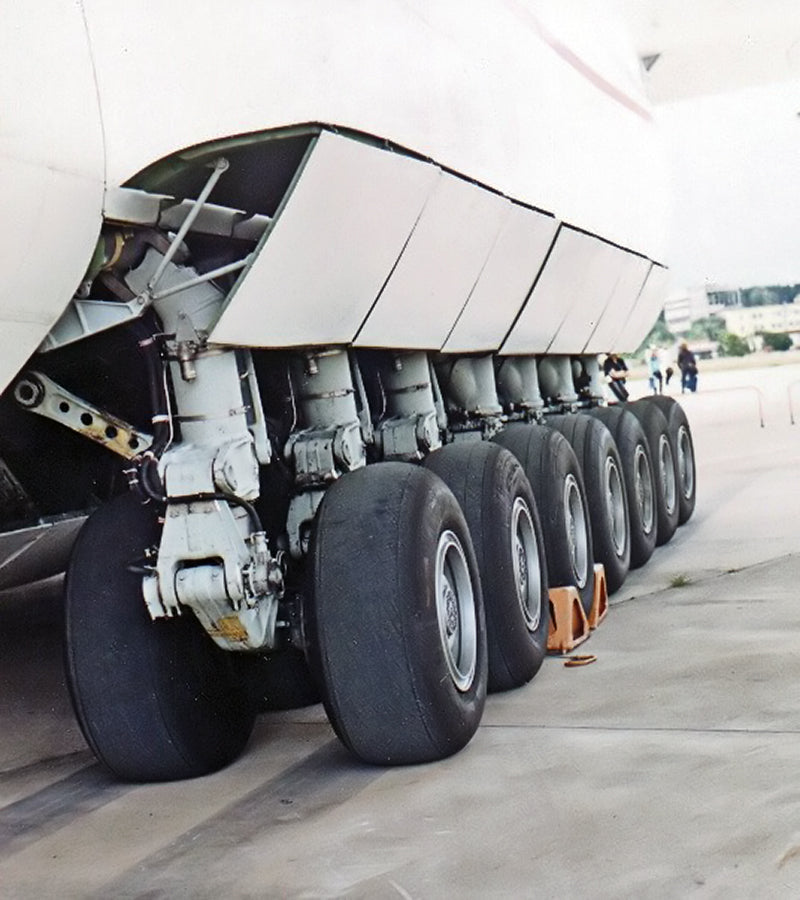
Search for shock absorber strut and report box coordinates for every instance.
[114,161,282,651]
[284,348,367,557]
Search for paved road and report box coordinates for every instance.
[2,361,800,898]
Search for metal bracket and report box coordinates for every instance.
[376,411,440,461]
[285,421,365,488]
[13,371,152,459]
[39,296,150,351]
[144,498,282,651]
[238,350,271,466]
[286,489,325,558]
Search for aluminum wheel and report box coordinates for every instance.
[563,473,589,590]
[676,424,695,501]
[657,434,677,516]
[435,529,478,692]
[604,455,627,557]
[510,496,543,632]
[633,443,655,536]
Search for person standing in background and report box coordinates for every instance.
[603,352,629,402]
[677,341,698,393]
[647,347,663,394]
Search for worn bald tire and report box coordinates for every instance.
[548,414,630,594]
[587,405,658,568]
[424,441,548,693]
[65,493,256,782]
[627,401,680,545]
[494,424,594,614]
[308,463,487,765]
[644,396,697,524]
[244,649,321,711]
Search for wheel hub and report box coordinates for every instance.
[515,537,528,596]
[563,474,588,589]
[658,435,677,514]
[677,425,694,499]
[604,456,627,557]
[442,577,459,637]
[634,444,655,534]
[435,530,477,692]
[511,496,541,632]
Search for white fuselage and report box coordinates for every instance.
[0,1,668,393]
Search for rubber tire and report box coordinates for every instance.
[64,494,256,782]
[424,442,549,693]
[644,396,697,525]
[494,424,595,614]
[627,401,680,546]
[243,649,321,712]
[547,414,630,594]
[587,406,658,569]
[308,462,487,765]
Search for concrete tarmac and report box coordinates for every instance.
[1,359,800,898]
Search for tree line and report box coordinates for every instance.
[721,284,800,307]
[637,310,794,358]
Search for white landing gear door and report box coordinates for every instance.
[209,131,440,349]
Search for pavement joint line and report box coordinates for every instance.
[0,750,93,781]
[482,722,800,736]
[609,550,800,608]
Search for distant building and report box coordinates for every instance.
[664,284,740,334]
[664,288,707,333]
[723,301,800,348]
[706,286,743,310]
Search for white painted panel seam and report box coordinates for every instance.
[439,203,513,351]
[210,132,440,348]
[354,172,510,350]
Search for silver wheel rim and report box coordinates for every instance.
[658,434,677,515]
[510,496,542,632]
[435,530,477,692]
[634,444,655,535]
[563,473,589,589]
[677,425,694,500]
[604,456,627,557]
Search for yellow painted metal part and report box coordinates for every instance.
[210,616,250,644]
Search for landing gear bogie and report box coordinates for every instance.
[494,424,595,614]
[627,401,680,546]
[547,414,630,594]
[586,405,658,569]
[65,494,256,782]
[642,396,696,524]
[424,441,549,693]
[308,462,488,765]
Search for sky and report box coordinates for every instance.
[615,0,800,297]
[656,77,800,295]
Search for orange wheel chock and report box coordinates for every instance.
[588,563,608,630]
[547,586,589,653]
[547,565,609,654]
[564,654,597,667]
